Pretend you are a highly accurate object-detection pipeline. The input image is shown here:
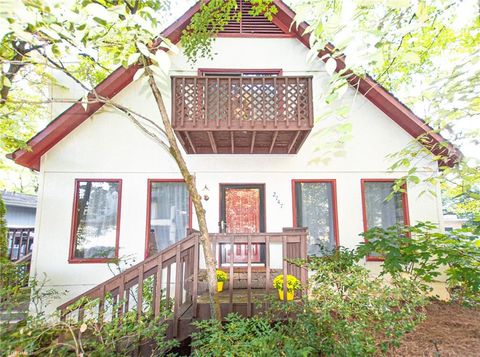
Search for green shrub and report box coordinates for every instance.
[191,314,313,357]
[192,248,426,357]
[289,250,426,356]
[357,222,480,305]
[0,295,177,356]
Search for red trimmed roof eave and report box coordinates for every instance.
[9,0,460,171]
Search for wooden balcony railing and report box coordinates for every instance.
[172,76,314,154]
[58,228,308,341]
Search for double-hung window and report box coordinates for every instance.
[293,180,339,256]
[361,179,410,260]
[69,179,122,262]
[146,180,191,257]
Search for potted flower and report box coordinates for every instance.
[216,270,228,292]
[272,274,300,301]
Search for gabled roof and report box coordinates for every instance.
[8,0,461,170]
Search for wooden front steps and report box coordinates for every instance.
[58,229,308,343]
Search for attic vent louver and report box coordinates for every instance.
[220,0,285,35]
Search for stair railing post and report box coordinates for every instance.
[173,245,182,338]
[192,233,199,318]
[154,255,163,318]
[229,235,234,314]
[137,265,144,320]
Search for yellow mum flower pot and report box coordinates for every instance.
[217,281,224,292]
[277,289,294,301]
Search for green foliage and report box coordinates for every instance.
[291,253,426,356]
[216,269,228,282]
[191,314,313,357]
[1,291,177,356]
[192,248,427,356]
[272,274,300,292]
[294,0,479,217]
[357,223,480,306]
[181,0,276,62]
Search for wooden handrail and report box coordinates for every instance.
[58,228,308,336]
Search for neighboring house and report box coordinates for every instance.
[443,214,468,231]
[2,191,37,261]
[8,0,458,327]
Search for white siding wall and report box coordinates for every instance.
[30,38,443,313]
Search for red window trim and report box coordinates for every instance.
[144,179,193,259]
[360,178,410,262]
[291,179,340,248]
[69,178,122,264]
[197,68,283,76]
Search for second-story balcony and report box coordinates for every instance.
[172,76,314,154]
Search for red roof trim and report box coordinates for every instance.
[9,0,460,170]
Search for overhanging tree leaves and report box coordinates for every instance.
[294,0,479,226]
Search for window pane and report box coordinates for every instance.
[295,182,336,256]
[148,182,189,255]
[219,243,266,266]
[364,182,405,230]
[73,181,119,259]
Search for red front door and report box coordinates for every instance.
[221,185,265,265]
[225,188,260,234]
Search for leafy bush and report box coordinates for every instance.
[0,294,177,356]
[192,248,426,356]
[272,274,300,292]
[357,222,480,305]
[0,260,176,356]
[191,314,313,357]
[290,250,426,356]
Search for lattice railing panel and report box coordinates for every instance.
[173,76,313,130]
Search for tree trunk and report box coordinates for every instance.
[144,67,222,321]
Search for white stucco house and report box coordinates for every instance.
[8,0,459,321]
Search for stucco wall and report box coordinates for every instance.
[29,38,444,313]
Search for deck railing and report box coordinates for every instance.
[172,76,313,130]
[58,229,308,338]
[8,228,34,261]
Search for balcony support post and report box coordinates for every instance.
[207,131,218,153]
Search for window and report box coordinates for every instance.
[361,179,410,260]
[219,243,266,267]
[146,180,191,257]
[69,179,121,263]
[293,180,339,256]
